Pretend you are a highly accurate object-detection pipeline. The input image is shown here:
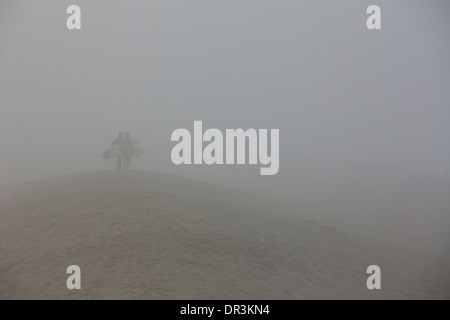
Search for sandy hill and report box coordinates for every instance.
[0,170,449,299]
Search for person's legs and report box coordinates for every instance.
[117,155,123,170]
[123,152,131,169]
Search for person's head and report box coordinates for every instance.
[118,132,124,138]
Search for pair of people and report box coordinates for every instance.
[112,132,133,170]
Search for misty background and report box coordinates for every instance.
[1,1,449,254]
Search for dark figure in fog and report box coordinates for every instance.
[112,132,124,170]
[121,133,133,170]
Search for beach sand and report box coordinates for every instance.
[0,170,449,299]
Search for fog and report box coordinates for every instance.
[1,1,450,254]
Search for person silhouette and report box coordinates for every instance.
[121,133,133,170]
[112,132,124,170]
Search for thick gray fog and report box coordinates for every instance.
[1,1,449,253]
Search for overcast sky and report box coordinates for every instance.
[1,0,449,188]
